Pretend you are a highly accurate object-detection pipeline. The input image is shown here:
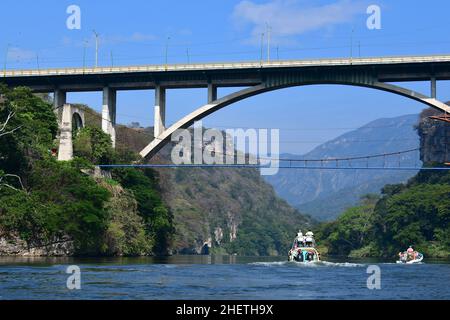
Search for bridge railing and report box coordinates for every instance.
[3,54,450,77]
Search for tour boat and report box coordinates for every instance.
[288,231,320,262]
[396,251,424,264]
[288,246,321,262]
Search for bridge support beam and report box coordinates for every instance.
[53,89,66,121]
[431,77,437,99]
[154,85,166,137]
[207,83,217,103]
[54,89,66,109]
[102,87,116,148]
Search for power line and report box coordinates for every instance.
[97,164,448,171]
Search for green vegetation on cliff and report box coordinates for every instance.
[1,90,311,256]
[0,86,171,255]
[317,169,450,259]
[110,119,315,256]
[317,108,449,259]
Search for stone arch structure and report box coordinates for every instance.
[58,104,85,161]
[72,112,84,133]
[139,74,450,158]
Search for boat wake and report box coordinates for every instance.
[249,260,365,268]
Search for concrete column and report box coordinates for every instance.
[154,85,166,137]
[58,104,73,161]
[53,89,66,122]
[431,77,437,99]
[207,83,217,103]
[54,89,66,109]
[102,87,117,148]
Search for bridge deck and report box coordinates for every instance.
[3,54,450,92]
[3,54,450,77]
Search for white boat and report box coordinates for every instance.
[288,246,321,262]
[396,251,424,264]
[288,230,320,262]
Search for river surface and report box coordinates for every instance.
[0,255,449,300]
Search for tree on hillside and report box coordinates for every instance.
[0,85,58,181]
[0,92,24,191]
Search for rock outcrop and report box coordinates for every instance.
[0,234,74,256]
[417,107,450,164]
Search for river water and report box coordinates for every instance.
[0,255,449,300]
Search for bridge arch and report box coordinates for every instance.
[140,79,450,158]
[72,111,84,136]
[57,104,85,161]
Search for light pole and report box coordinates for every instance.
[266,22,271,63]
[4,43,10,77]
[83,40,88,70]
[260,32,264,65]
[350,27,354,62]
[93,30,99,67]
[165,36,170,68]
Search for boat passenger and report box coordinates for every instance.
[407,246,414,261]
[305,231,315,247]
[303,250,308,261]
[296,230,304,246]
[298,249,304,262]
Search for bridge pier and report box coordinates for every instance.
[54,89,66,109]
[53,89,66,121]
[431,77,437,99]
[154,85,166,137]
[207,83,217,103]
[57,104,85,161]
[102,87,117,148]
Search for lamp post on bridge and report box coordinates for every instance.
[165,36,170,70]
[3,43,10,77]
[266,22,271,63]
[260,32,264,65]
[82,39,88,71]
[93,30,99,68]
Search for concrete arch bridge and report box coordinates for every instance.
[2,55,450,159]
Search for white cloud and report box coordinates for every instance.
[98,32,157,46]
[7,47,36,61]
[232,0,367,43]
[128,32,157,43]
[62,32,157,48]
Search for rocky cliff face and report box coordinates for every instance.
[0,234,73,256]
[417,107,450,164]
[115,124,314,255]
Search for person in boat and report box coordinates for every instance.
[297,249,304,262]
[398,251,406,262]
[306,251,315,261]
[303,250,309,261]
[294,230,306,247]
[305,231,315,247]
[406,246,414,261]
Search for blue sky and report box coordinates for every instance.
[1,0,450,154]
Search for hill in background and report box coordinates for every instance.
[265,114,421,220]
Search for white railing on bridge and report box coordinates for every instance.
[3,54,450,78]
